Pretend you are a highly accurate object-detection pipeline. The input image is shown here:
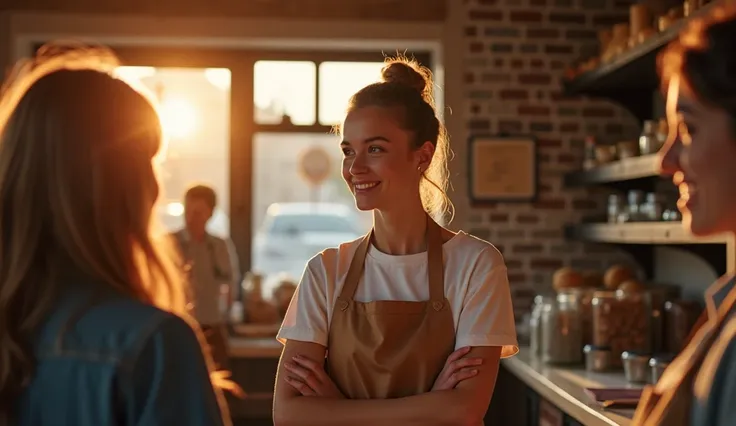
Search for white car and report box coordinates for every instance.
[253,202,367,290]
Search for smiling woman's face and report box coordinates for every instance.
[659,75,736,236]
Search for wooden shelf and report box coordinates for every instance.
[564,155,661,187]
[561,1,723,121]
[565,222,730,245]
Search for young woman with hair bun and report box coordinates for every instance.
[273,57,518,425]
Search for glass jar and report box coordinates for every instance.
[626,190,646,222]
[592,290,652,367]
[646,285,681,354]
[639,120,659,155]
[529,295,551,358]
[541,292,583,365]
[663,300,703,353]
[608,193,623,224]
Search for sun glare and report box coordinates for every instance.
[159,97,198,139]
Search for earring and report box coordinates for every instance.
[417,166,422,173]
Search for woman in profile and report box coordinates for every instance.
[0,45,230,425]
[632,5,736,426]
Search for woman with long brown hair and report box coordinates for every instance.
[0,45,230,425]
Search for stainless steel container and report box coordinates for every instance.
[622,351,651,383]
[650,354,675,383]
[584,345,612,372]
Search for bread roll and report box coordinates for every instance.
[604,265,635,290]
[553,267,584,291]
[618,279,645,293]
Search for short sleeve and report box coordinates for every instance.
[277,255,329,347]
[118,315,226,426]
[455,247,519,358]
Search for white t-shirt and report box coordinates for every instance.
[277,231,519,359]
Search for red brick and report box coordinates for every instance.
[499,120,523,133]
[511,59,524,69]
[560,122,580,133]
[506,259,524,269]
[477,0,499,4]
[470,104,481,114]
[582,106,615,118]
[469,42,484,53]
[500,89,528,100]
[464,73,475,83]
[516,215,540,224]
[469,119,491,131]
[465,26,478,37]
[537,138,562,148]
[591,13,628,26]
[510,10,543,23]
[514,244,543,253]
[530,258,564,270]
[550,60,566,70]
[507,273,528,284]
[566,29,597,40]
[519,73,552,85]
[518,105,551,116]
[557,153,577,164]
[527,28,560,39]
[530,122,554,132]
[530,58,545,69]
[545,44,574,55]
[538,153,551,163]
[605,123,624,134]
[573,199,598,209]
[529,0,547,5]
[539,183,554,193]
[534,199,566,209]
[549,12,586,24]
[489,213,509,222]
[469,10,503,21]
[494,58,505,68]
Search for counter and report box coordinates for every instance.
[502,347,641,426]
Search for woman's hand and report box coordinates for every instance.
[283,354,345,398]
[431,346,483,391]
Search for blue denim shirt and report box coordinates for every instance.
[14,281,226,426]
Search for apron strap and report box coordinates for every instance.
[426,218,445,304]
[336,215,446,307]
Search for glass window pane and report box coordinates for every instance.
[317,61,385,125]
[254,61,316,126]
[252,132,372,294]
[117,66,231,238]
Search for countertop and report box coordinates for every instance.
[228,336,282,358]
[502,347,642,426]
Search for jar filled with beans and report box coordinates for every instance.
[542,291,584,365]
[592,290,652,367]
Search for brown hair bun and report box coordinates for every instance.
[381,60,428,96]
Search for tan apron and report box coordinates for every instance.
[631,282,736,425]
[325,217,456,399]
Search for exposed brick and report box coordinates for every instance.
[581,0,609,8]
[508,273,528,284]
[517,214,540,224]
[545,44,574,55]
[498,229,525,239]
[582,106,616,118]
[519,73,552,85]
[591,13,629,26]
[566,29,597,40]
[469,228,492,240]
[527,28,560,39]
[529,0,547,5]
[537,138,562,148]
[511,59,524,69]
[509,10,543,23]
[550,60,566,70]
[538,153,551,163]
[491,43,514,53]
[534,199,566,209]
[530,122,554,132]
[605,123,625,135]
[465,26,478,37]
[514,244,543,253]
[549,12,586,24]
[470,104,481,114]
[530,58,545,69]
[489,213,509,222]
[520,44,540,53]
[500,89,529,100]
[469,119,491,131]
[470,42,484,53]
[494,58,504,68]
[530,258,564,270]
[477,0,499,4]
[560,122,580,133]
[539,183,554,193]
[464,72,476,83]
[557,153,577,164]
[532,230,563,239]
[469,10,504,20]
[518,105,550,116]
[573,199,598,209]
[499,120,523,134]
[506,259,524,269]
[485,27,522,37]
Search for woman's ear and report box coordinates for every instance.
[416,141,435,171]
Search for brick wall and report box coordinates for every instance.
[454,0,642,323]
[1,0,445,21]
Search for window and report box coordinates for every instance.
[253,61,316,125]
[317,61,385,125]
[117,66,232,238]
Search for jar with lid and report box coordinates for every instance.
[663,300,703,353]
[529,295,552,358]
[639,120,659,155]
[592,290,652,367]
[624,190,646,222]
[642,192,664,221]
[541,291,584,365]
[645,285,681,354]
[608,194,623,223]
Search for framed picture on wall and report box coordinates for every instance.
[467,134,537,203]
